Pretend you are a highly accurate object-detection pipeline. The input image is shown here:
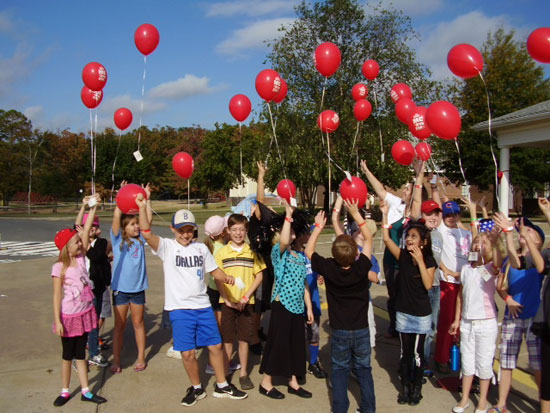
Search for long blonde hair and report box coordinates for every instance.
[57,244,73,285]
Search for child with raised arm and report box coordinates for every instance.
[381,201,436,406]
[135,197,247,406]
[51,194,107,407]
[449,226,502,413]
[307,200,375,413]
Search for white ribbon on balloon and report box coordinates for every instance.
[137,56,147,152]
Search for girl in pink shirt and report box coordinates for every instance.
[450,230,501,413]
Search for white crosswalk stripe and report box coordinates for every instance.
[0,241,59,257]
[0,259,21,264]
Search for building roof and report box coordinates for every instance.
[472,100,550,131]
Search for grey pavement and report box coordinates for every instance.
[0,233,542,413]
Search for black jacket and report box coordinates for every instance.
[86,237,111,295]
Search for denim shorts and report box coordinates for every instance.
[396,311,431,334]
[112,290,146,306]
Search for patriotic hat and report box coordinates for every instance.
[478,219,495,233]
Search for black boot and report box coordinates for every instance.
[408,384,422,405]
[397,382,410,404]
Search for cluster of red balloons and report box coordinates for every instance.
[315,42,341,77]
[172,152,194,179]
[527,27,550,63]
[116,183,147,214]
[134,23,160,56]
[81,62,107,109]
[114,108,133,131]
[277,179,296,203]
[317,110,340,133]
[339,176,368,208]
[351,83,372,122]
[255,69,283,102]
[408,106,431,140]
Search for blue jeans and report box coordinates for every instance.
[331,328,376,413]
[424,285,440,365]
[87,293,103,358]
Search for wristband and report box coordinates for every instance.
[502,226,514,233]
[333,208,340,213]
[414,184,422,189]
[358,221,366,227]
[242,296,249,302]
[285,216,293,223]
[314,223,322,228]
[470,222,477,227]
[505,294,512,303]
[141,229,151,233]
[382,224,392,229]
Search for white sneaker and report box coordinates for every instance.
[166,346,182,359]
[229,360,241,371]
[88,354,109,368]
[452,402,470,413]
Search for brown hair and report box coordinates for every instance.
[332,234,358,268]
[227,213,249,230]
[120,214,143,251]
[204,233,225,254]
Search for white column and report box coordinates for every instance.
[499,146,510,217]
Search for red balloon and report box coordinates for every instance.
[395,98,416,124]
[391,140,415,166]
[527,27,550,63]
[82,62,107,91]
[255,69,281,102]
[339,176,368,208]
[390,83,412,103]
[172,152,194,179]
[415,142,432,161]
[114,108,133,130]
[317,110,340,133]
[134,23,160,56]
[116,184,147,215]
[447,43,484,79]
[362,59,379,81]
[354,99,372,122]
[81,86,103,109]
[407,106,432,140]
[229,94,252,122]
[314,42,341,77]
[425,101,462,140]
[276,179,296,203]
[351,83,368,101]
[272,78,288,104]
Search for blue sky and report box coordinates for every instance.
[0,0,548,133]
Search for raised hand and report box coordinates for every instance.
[360,159,369,175]
[539,197,550,214]
[314,210,326,229]
[135,193,147,209]
[282,199,293,217]
[257,161,267,177]
[343,198,360,217]
[142,183,151,199]
[493,212,513,231]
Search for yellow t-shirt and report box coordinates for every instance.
[215,242,266,304]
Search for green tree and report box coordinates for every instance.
[263,0,444,209]
[441,29,550,196]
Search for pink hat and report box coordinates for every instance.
[82,213,100,228]
[205,215,226,238]
[54,228,78,251]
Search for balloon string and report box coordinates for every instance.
[93,111,97,195]
[187,180,190,211]
[111,130,122,203]
[148,204,167,223]
[349,121,361,169]
[372,90,385,163]
[137,55,147,152]
[89,109,95,194]
[239,122,243,190]
[319,77,327,148]
[327,132,331,205]
[454,138,468,183]
[267,102,289,182]
[478,71,500,209]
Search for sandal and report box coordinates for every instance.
[134,362,147,372]
[488,408,508,413]
[110,365,122,374]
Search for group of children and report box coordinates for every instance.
[50,165,550,413]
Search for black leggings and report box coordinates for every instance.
[399,333,426,385]
[61,333,88,361]
[542,336,550,401]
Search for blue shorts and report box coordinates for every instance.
[170,308,222,352]
[112,290,146,306]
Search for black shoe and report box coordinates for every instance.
[397,383,410,405]
[259,385,285,399]
[213,383,248,399]
[308,361,327,379]
[250,342,263,356]
[53,394,70,406]
[408,385,423,406]
[181,386,206,406]
[287,386,312,398]
[81,393,107,404]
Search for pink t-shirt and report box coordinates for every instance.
[460,263,497,320]
[52,255,94,315]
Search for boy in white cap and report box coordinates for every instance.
[135,197,247,406]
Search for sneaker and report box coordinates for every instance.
[99,338,110,350]
[88,354,109,368]
[53,393,70,407]
[81,392,107,404]
[307,361,327,379]
[205,363,215,375]
[166,346,182,359]
[181,386,206,407]
[213,383,248,399]
[229,360,241,372]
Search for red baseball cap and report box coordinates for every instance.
[54,228,78,251]
[421,200,442,214]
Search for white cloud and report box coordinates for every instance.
[99,94,166,116]
[205,0,296,17]
[367,0,442,16]
[23,105,43,122]
[0,44,33,97]
[148,74,221,100]
[416,11,514,80]
[216,17,295,55]
[0,11,15,33]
